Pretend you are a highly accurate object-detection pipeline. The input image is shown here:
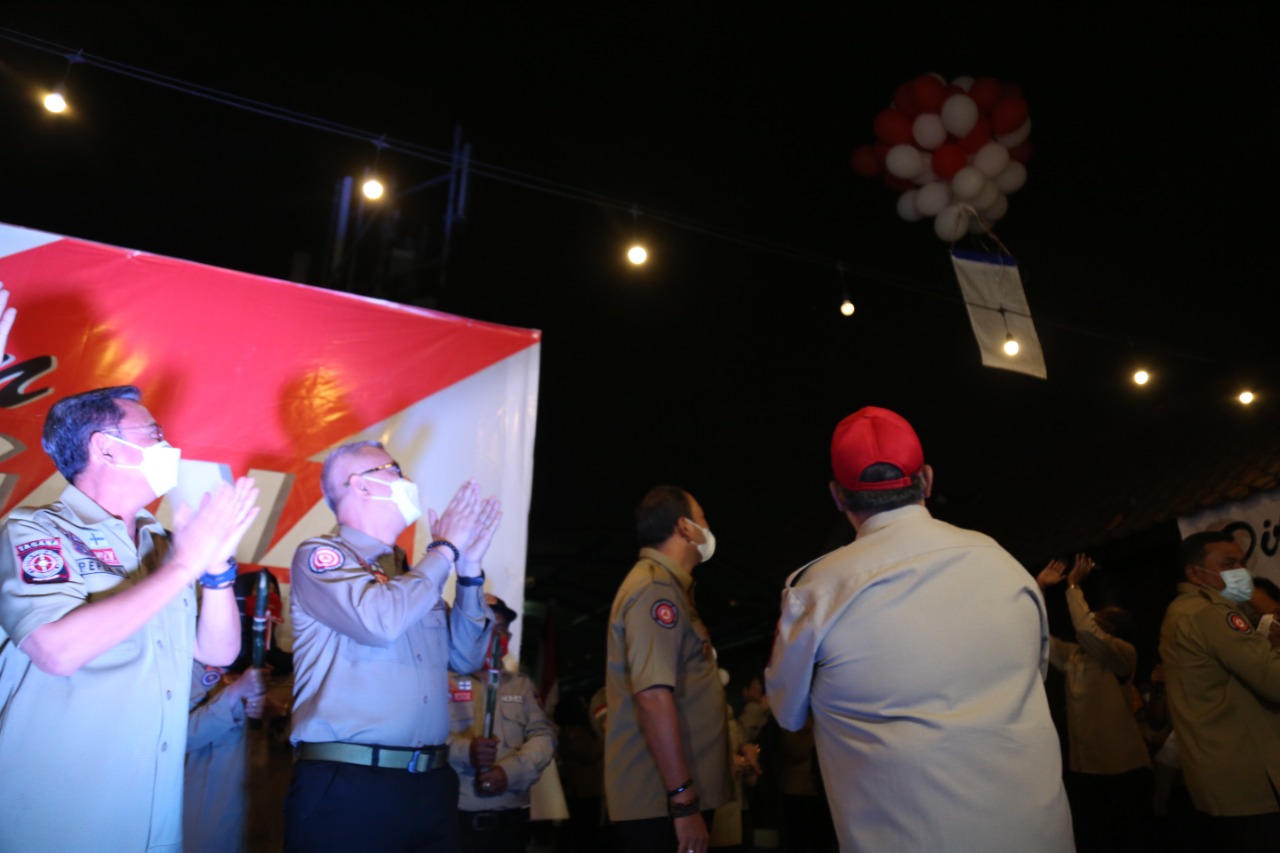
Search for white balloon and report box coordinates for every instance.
[885,144,925,179]
[912,154,936,186]
[973,141,1011,178]
[969,215,991,235]
[994,160,1027,194]
[950,166,985,201]
[981,192,1009,221]
[897,189,923,222]
[940,94,978,137]
[996,118,1032,147]
[951,75,975,91]
[927,71,947,84]
[915,181,952,217]
[912,113,947,150]
[934,203,971,241]
[972,178,1000,211]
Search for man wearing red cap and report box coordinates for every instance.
[765,406,1073,852]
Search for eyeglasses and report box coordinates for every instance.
[345,461,402,485]
[105,422,166,444]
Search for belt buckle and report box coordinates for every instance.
[406,749,424,773]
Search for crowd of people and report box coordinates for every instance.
[2,282,1278,852]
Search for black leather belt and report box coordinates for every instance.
[295,741,448,773]
[462,808,531,832]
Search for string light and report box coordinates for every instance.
[42,83,67,113]
[1003,334,1020,356]
[1133,369,1150,385]
[840,299,855,317]
[361,178,384,200]
[626,245,648,265]
[1238,390,1255,405]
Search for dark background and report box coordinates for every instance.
[2,3,1276,694]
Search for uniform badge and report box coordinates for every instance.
[1227,612,1253,634]
[452,677,473,702]
[201,666,225,687]
[652,599,679,628]
[308,546,344,573]
[16,539,70,584]
[92,548,121,565]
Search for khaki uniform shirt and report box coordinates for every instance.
[0,485,194,852]
[290,525,490,747]
[1159,582,1280,816]
[448,669,557,810]
[184,662,248,853]
[604,548,731,821]
[1049,585,1151,774]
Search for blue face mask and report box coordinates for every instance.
[1220,568,1254,603]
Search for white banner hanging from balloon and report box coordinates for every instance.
[951,249,1047,379]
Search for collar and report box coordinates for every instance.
[336,523,402,563]
[856,503,931,537]
[639,547,693,594]
[60,483,164,536]
[1176,581,1236,608]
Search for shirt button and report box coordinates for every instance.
[416,654,423,661]
[157,640,165,649]
[161,742,168,752]
[166,690,172,699]
[423,697,429,704]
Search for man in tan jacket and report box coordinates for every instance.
[1160,529,1280,844]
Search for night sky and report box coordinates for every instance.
[2,4,1276,687]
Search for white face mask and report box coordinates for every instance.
[105,433,181,498]
[1220,567,1255,603]
[370,477,422,527]
[684,518,716,563]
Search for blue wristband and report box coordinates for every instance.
[456,572,485,587]
[199,558,239,589]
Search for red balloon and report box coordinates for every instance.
[931,143,967,180]
[883,174,915,192]
[1002,82,1025,100]
[991,97,1029,135]
[968,77,1003,113]
[893,81,919,117]
[910,74,947,114]
[957,116,991,153]
[1008,140,1035,163]
[851,144,882,177]
[873,109,914,146]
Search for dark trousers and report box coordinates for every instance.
[614,810,715,853]
[284,760,461,852]
[1064,768,1152,853]
[457,808,530,853]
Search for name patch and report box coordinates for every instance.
[308,546,344,573]
[16,539,70,584]
[652,599,679,628]
[451,678,473,702]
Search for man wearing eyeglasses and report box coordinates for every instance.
[0,385,260,852]
[285,440,503,853]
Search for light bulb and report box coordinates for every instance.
[362,178,385,200]
[627,245,648,266]
[1133,370,1149,385]
[1002,335,1019,356]
[1239,390,1255,405]
[840,299,855,316]
[43,90,67,113]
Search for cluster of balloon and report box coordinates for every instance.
[850,74,1031,242]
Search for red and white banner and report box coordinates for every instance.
[0,222,541,652]
[1178,489,1280,587]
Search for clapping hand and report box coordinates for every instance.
[1067,554,1096,586]
[171,477,261,579]
[426,480,503,576]
[1036,558,1067,590]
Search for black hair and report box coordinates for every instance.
[836,463,926,513]
[41,386,141,482]
[1177,530,1236,581]
[635,485,693,548]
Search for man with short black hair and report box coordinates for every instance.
[766,406,1073,852]
[285,440,502,852]
[605,485,731,853]
[1159,529,1280,843]
[0,385,260,851]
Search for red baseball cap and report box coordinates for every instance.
[831,406,924,491]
